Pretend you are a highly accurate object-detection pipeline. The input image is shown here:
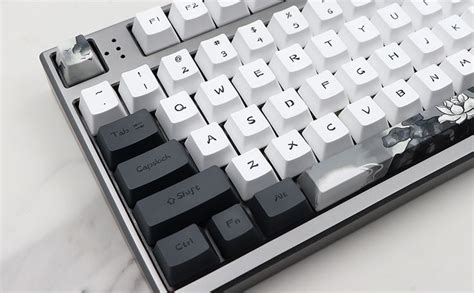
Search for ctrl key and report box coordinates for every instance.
[154,224,220,287]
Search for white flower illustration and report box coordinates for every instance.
[436,93,474,124]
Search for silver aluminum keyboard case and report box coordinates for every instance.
[39,1,473,291]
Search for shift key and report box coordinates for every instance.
[115,140,197,207]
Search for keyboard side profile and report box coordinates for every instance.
[40,0,474,291]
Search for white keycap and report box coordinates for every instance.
[298,70,349,118]
[225,148,279,201]
[461,6,474,25]
[402,0,443,29]
[401,28,445,71]
[441,0,471,16]
[232,20,277,64]
[119,64,166,113]
[335,57,381,102]
[157,49,204,95]
[373,79,423,124]
[302,112,353,161]
[408,65,454,109]
[194,75,245,123]
[267,6,311,49]
[262,88,313,135]
[339,96,389,143]
[339,0,377,20]
[205,0,250,26]
[269,44,316,89]
[440,49,474,94]
[371,3,413,44]
[195,34,242,79]
[185,122,237,170]
[368,43,414,86]
[168,0,216,40]
[79,81,127,135]
[132,6,180,55]
[245,0,282,13]
[304,30,350,73]
[302,0,344,34]
[265,130,317,178]
[433,15,473,55]
[224,104,276,153]
[232,59,282,106]
[155,91,207,141]
[338,16,383,59]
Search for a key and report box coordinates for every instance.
[401,28,445,71]
[440,50,474,94]
[118,64,166,113]
[132,6,180,55]
[96,110,165,169]
[168,0,216,41]
[225,148,279,201]
[248,179,314,237]
[298,70,349,118]
[154,224,220,286]
[134,166,238,244]
[207,204,263,259]
[371,3,413,45]
[433,15,473,55]
[374,79,423,125]
[402,0,443,29]
[302,0,344,35]
[155,91,207,141]
[304,29,350,74]
[303,112,354,161]
[205,0,250,27]
[194,75,245,124]
[185,122,237,171]
[298,88,474,211]
[262,88,313,136]
[339,0,376,20]
[408,65,454,109]
[195,34,242,79]
[265,130,317,178]
[115,140,197,207]
[339,96,389,143]
[267,6,311,49]
[157,49,204,95]
[335,57,381,102]
[79,81,127,136]
[224,105,276,153]
[232,20,277,64]
[232,59,282,106]
[269,44,316,89]
[338,16,383,59]
[368,43,414,86]
[55,35,105,87]
[245,0,282,13]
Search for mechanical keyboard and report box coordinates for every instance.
[39,0,474,291]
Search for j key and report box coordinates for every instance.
[208,204,264,259]
[134,166,238,245]
[401,28,445,71]
[298,87,474,211]
[154,224,220,287]
[96,110,165,169]
[248,179,314,237]
[115,140,197,207]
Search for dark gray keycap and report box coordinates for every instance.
[208,204,264,259]
[96,109,165,169]
[115,140,196,207]
[134,166,239,245]
[298,88,474,212]
[154,224,220,287]
[248,179,314,237]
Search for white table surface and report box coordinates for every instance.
[1,1,473,292]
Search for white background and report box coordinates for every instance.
[0,1,473,292]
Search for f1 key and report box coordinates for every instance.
[96,109,165,169]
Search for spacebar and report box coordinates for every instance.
[298,88,473,212]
